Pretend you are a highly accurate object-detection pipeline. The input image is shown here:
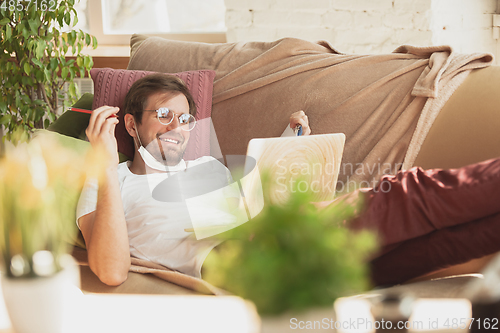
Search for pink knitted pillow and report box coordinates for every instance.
[90,68,216,160]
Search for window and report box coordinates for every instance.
[74,0,226,45]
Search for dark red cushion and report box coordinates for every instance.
[90,68,216,160]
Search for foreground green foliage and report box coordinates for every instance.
[0,131,97,278]
[203,175,378,315]
[0,0,96,142]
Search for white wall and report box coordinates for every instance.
[225,0,499,60]
[431,0,497,54]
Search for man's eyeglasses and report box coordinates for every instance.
[144,107,196,131]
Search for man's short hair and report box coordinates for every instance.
[123,74,196,124]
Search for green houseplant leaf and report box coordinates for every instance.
[0,0,97,143]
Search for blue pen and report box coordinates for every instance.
[294,124,303,136]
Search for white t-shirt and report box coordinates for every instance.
[76,156,238,278]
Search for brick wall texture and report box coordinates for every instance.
[224,0,498,59]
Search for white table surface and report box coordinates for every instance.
[0,281,261,333]
[0,276,478,333]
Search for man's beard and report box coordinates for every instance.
[157,138,184,165]
[145,134,186,166]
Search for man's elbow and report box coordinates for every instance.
[89,260,130,286]
[87,250,131,286]
[98,269,129,286]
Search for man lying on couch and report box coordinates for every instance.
[77,73,500,286]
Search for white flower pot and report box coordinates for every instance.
[1,259,80,333]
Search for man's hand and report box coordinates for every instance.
[85,106,120,167]
[289,110,311,136]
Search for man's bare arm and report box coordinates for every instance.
[79,106,130,286]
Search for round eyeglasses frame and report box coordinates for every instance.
[144,107,196,131]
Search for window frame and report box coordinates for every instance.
[87,0,227,45]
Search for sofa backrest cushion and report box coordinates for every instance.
[90,68,216,160]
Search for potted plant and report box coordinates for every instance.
[203,172,378,317]
[0,132,100,333]
[0,0,96,142]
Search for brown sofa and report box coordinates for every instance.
[70,36,500,298]
[391,65,500,282]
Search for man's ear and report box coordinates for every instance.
[124,114,137,138]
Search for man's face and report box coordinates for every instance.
[136,92,191,166]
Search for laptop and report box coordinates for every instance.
[240,133,346,212]
[186,133,346,238]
